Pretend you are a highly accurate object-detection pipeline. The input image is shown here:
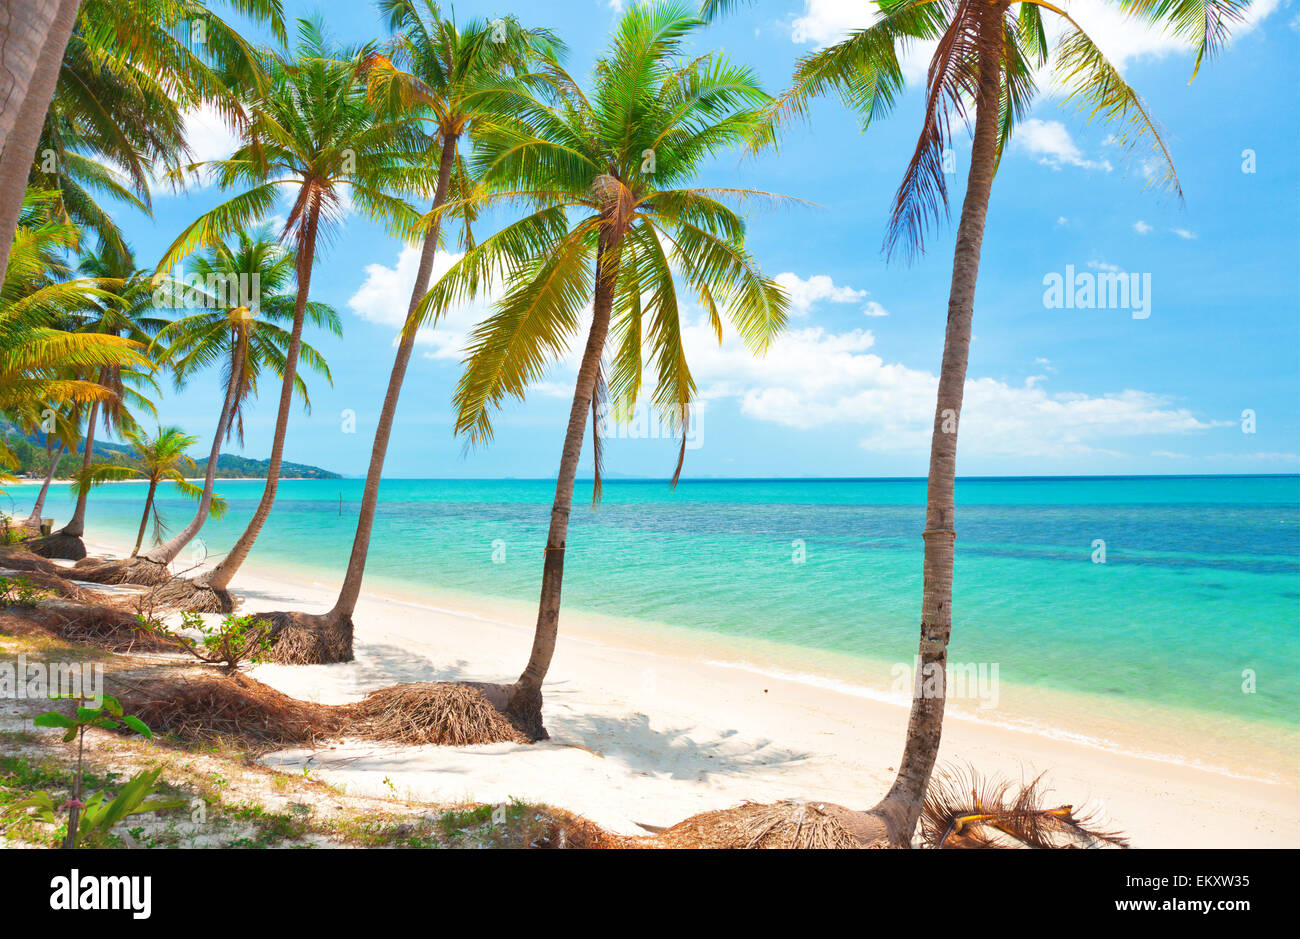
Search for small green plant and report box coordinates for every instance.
[0,575,47,607]
[6,694,180,848]
[143,611,273,671]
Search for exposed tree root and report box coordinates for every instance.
[144,577,236,613]
[0,566,91,603]
[0,546,70,576]
[260,610,354,664]
[109,669,344,749]
[1,600,172,654]
[654,800,888,849]
[351,682,527,746]
[71,556,172,587]
[25,532,86,561]
[105,670,536,751]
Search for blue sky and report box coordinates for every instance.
[108,0,1299,479]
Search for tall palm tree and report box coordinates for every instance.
[0,0,288,283]
[117,424,225,556]
[29,245,163,559]
[402,2,789,736]
[152,18,422,603]
[0,190,148,498]
[697,0,1247,846]
[0,0,81,279]
[87,224,338,587]
[235,2,563,636]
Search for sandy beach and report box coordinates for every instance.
[64,534,1300,848]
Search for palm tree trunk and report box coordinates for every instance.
[506,230,622,739]
[302,132,459,619]
[60,395,99,538]
[0,0,81,277]
[131,477,157,556]
[198,205,323,589]
[25,440,64,524]
[137,335,245,568]
[870,10,1004,844]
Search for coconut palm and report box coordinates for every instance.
[0,189,148,460]
[690,0,1248,847]
[396,2,789,736]
[116,425,226,556]
[0,0,288,284]
[83,224,339,587]
[29,245,164,559]
[151,18,423,600]
[235,1,564,638]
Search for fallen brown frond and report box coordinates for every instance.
[920,765,1129,848]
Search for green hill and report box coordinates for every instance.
[2,427,340,480]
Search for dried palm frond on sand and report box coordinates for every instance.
[919,766,1129,849]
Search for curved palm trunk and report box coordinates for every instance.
[25,440,64,524]
[505,230,622,739]
[197,207,322,590]
[60,396,99,538]
[137,338,244,569]
[0,0,81,277]
[131,477,157,556]
[303,133,458,623]
[866,12,1004,845]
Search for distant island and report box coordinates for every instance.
[2,429,340,480]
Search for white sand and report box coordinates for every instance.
[76,537,1300,847]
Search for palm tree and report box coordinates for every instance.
[400,2,789,736]
[0,0,81,279]
[0,190,148,500]
[29,246,164,559]
[0,0,288,283]
[118,425,225,556]
[152,18,422,604]
[235,1,563,638]
[693,0,1247,847]
[85,224,338,587]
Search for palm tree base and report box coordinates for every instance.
[260,610,354,664]
[499,681,549,742]
[656,799,898,848]
[143,577,236,614]
[26,532,86,560]
[73,556,172,587]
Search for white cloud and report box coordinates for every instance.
[774,271,865,315]
[1087,259,1122,273]
[679,315,1229,459]
[1133,220,1153,234]
[1173,228,1197,240]
[154,105,241,193]
[1015,119,1112,172]
[787,1,1282,97]
[348,246,499,361]
[862,301,889,318]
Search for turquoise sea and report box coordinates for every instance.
[22,474,1300,756]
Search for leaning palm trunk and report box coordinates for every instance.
[500,229,622,740]
[178,209,324,610]
[0,0,81,277]
[79,342,244,586]
[24,440,65,527]
[864,33,998,840]
[242,137,459,652]
[29,397,99,558]
[674,10,1003,847]
[130,478,158,556]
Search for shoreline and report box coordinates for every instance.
[67,532,1300,846]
